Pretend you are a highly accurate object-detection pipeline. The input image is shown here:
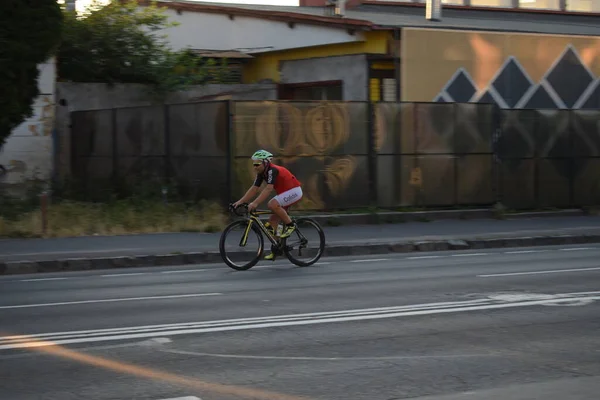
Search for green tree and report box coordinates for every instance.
[58,0,231,93]
[0,0,63,151]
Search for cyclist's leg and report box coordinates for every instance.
[263,187,303,260]
[272,186,303,238]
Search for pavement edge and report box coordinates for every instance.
[2,233,600,275]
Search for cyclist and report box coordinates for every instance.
[232,150,303,260]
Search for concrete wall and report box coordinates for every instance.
[55,82,277,180]
[279,54,368,100]
[0,57,56,189]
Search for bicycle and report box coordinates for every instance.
[219,202,326,271]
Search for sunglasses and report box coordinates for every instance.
[253,163,261,167]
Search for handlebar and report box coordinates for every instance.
[229,203,250,217]
[228,203,271,217]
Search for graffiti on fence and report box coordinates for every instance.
[232,101,367,210]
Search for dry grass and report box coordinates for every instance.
[0,199,228,238]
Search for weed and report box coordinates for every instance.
[0,199,227,239]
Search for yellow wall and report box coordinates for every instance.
[401,27,600,103]
[243,30,392,83]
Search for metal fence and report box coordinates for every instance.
[69,100,600,210]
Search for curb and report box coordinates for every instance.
[299,208,586,226]
[2,232,600,275]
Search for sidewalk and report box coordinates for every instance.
[2,212,600,275]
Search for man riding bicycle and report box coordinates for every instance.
[232,150,303,260]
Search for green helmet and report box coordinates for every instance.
[251,149,274,161]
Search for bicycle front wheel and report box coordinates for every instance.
[283,217,326,267]
[219,220,264,270]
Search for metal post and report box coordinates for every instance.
[40,190,49,236]
[226,100,234,203]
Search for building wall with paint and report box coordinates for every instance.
[401,27,600,110]
[0,58,56,187]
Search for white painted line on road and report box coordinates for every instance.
[451,253,488,257]
[159,397,201,400]
[351,258,389,263]
[101,273,147,277]
[0,293,222,310]
[407,255,443,260]
[20,277,69,282]
[558,247,593,251]
[2,291,598,350]
[5,248,153,257]
[160,269,210,274]
[504,250,546,254]
[478,266,600,278]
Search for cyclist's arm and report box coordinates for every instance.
[251,167,278,206]
[235,175,262,204]
[237,186,259,204]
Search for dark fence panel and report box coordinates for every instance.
[374,102,495,208]
[69,100,600,210]
[168,101,229,202]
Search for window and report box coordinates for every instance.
[519,0,560,9]
[567,0,600,12]
[279,82,343,101]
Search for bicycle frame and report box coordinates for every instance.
[239,209,281,248]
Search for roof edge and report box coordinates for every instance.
[136,0,375,30]
[360,1,600,18]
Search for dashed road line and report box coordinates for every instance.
[7,246,600,282]
[407,255,443,260]
[159,397,202,400]
[160,269,210,274]
[0,293,222,309]
[504,250,546,254]
[20,277,69,282]
[478,266,600,278]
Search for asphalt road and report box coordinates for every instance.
[3,215,600,262]
[1,244,599,400]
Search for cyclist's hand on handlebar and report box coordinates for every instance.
[248,202,258,212]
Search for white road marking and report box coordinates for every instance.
[5,246,600,282]
[504,250,545,254]
[478,266,600,277]
[407,255,442,259]
[2,291,597,350]
[160,269,210,274]
[0,293,222,310]
[20,277,68,282]
[164,348,489,361]
[159,397,202,400]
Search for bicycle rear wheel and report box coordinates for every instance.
[219,220,264,270]
[283,217,325,267]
